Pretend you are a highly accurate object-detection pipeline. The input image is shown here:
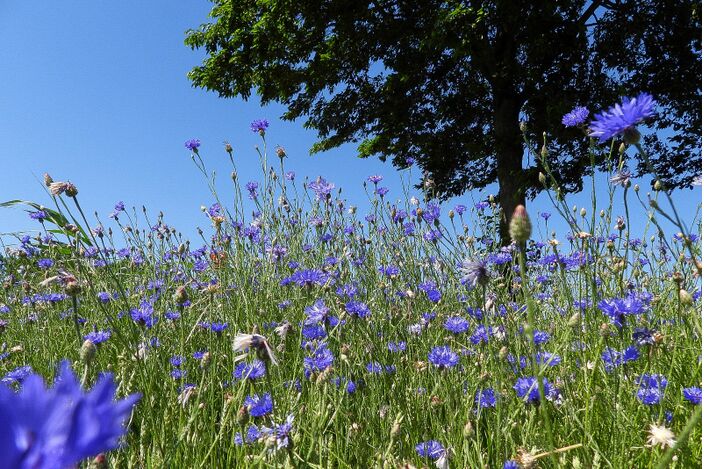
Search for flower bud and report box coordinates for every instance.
[540,145,548,159]
[509,205,531,244]
[679,289,693,306]
[65,183,78,197]
[623,127,641,145]
[173,286,188,304]
[580,208,587,217]
[654,180,663,191]
[43,173,54,186]
[463,421,474,438]
[80,339,97,364]
[538,172,546,185]
[65,281,82,297]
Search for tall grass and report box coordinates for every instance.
[0,129,701,468]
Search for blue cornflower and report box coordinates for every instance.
[504,461,520,469]
[37,258,54,269]
[470,325,492,345]
[304,299,330,325]
[250,119,269,133]
[379,265,400,278]
[184,138,201,151]
[303,344,334,377]
[1,365,33,385]
[0,361,140,468]
[29,210,48,221]
[367,175,383,184]
[535,351,561,367]
[233,360,267,381]
[533,330,551,345]
[601,346,639,372]
[345,301,371,319]
[475,388,497,409]
[683,387,702,405]
[387,341,407,353]
[308,177,335,201]
[170,369,187,380]
[428,346,459,369]
[209,322,229,334]
[234,425,261,445]
[460,259,490,289]
[84,330,111,345]
[260,414,295,450]
[444,316,469,334]
[562,106,590,127]
[165,310,181,321]
[635,374,668,405]
[514,377,561,404]
[415,440,446,460]
[244,392,273,417]
[170,355,185,367]
[301,324,327,340]
[589,93,655,143]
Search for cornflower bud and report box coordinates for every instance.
[509,205,531,244]
[80,339,97,364]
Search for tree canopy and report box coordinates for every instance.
[185,0,701,241]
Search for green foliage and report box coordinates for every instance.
[185,0,701,224]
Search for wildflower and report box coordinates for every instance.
[29,210,48,221]
[475,388,497,409]
[562,106,590,127]
[513,377,561,404]
[233,360,267,381]
[84,330,111,345]
[234,424,261,446]
[589,93,655,143]
[2,365,34,385]
[250,119,269,134]
[303,344,334,377]
[0,360,140,468]
[636,374,668,405]
[428,346,459,369]
[415,440,446,460]
[184,138,201,152]
[509,205,531,244]
[260,414,295,450]
[244,392,273,417]
[459,259,490,289]
[308,177,335,201]
[646,424,676,449]
[683,386,702,404]
[233,333,277,365]
[444,316,469,334]
[610,170,632,187]
[367,175,383,184]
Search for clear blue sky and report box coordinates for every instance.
[0,1,700,246]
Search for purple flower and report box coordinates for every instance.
[475,388,497,409]
[562,106,590,127]
[184,138,201,151]
[444,316,469,334]
[37,258,54,269]
[246,181,259,199]
[84,330,111,345]
[367,175,383,184]
[683,387,702,405]
[233,360,267,381]
[244,392,273,417]
[415,440,446,460]
[0,360,140,468]
[29,210,48,221]
[589,93,655,142]
[514,377,561,404]
[428,346,459,369]
[1,366,33,385]
[308,177,335,202]
[460,259,489,289]
[260,414,295,450]
[250,119,269,133]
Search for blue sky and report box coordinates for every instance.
[0,1,700,246]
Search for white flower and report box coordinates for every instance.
[646,424,676,449]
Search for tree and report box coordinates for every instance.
[185,0,701,243]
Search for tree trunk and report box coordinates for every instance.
[493,95,526,245]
